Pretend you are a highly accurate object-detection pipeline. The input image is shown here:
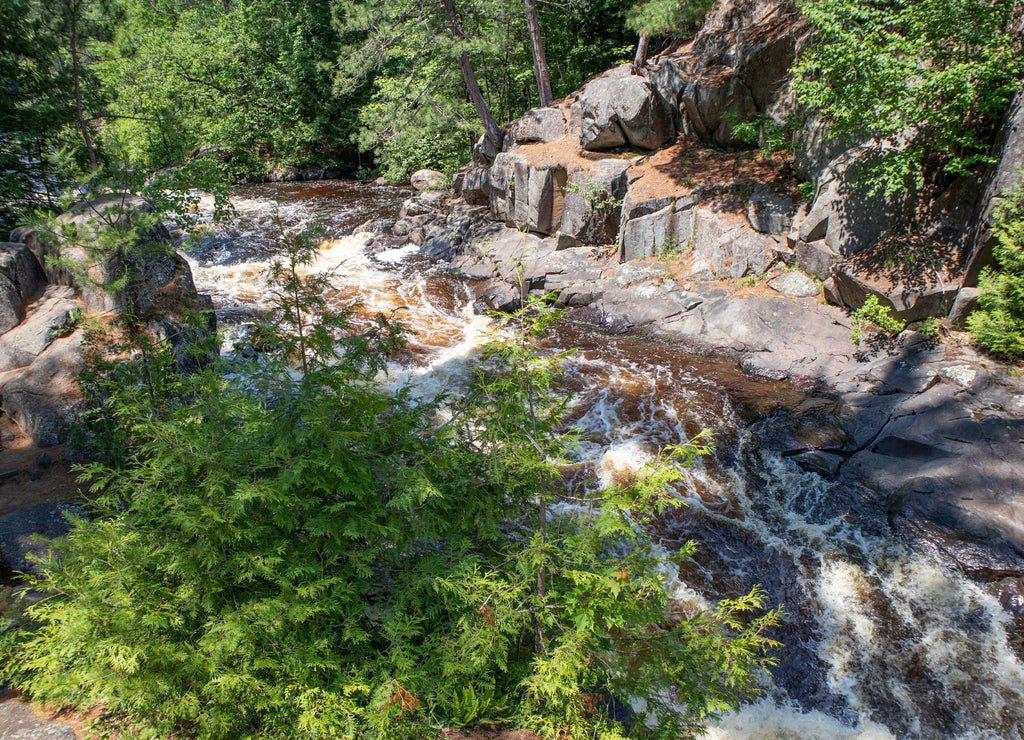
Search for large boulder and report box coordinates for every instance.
[798,141,909,256]
[747,185,794,234]
[410,169,448,192]
[1,244,45,335]
[0,287,81,374]
[504,107,566,148]
[578,66,674,152]
[0,242,46,333]
[458,164,490,205]
[486,152,568,236]
[0,328,84,446]
[665,0,809,149]
[830,260,960,323]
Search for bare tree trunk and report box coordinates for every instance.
[523,0,553,107]
[633,33,651,70]
[68,1,97,169]
[441,0,504,149]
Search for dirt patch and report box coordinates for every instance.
[628,139,793,202]
[444,729,541,740]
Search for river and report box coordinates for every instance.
[183,180,1024,740]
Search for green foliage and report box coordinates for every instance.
[2,258,781,738]
[849,294,906,345]
[968,187,1024,359]
[93,0,369,172]
[914,317,940,339]
[793,0,1024,196]
[796,181,815,200]
[725,112,801,156]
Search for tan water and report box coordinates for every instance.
[182,181,1024,739]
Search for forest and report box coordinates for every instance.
[1,0,1024,737]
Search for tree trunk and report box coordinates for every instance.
[523,0,553,107]
[633,33,651,70]
[68,3,97,169]
[440,0,504,149]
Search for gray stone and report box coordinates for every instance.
[832,264,959,321]
[0,273,22,335]
[578,68,674,151]
[948,287,979,329]
[526,166,567,235]
[794,114,853,183]
[487,152,518,222]
[822,276,842,305]
[35,452,51,468]
[0,287,82,373]
[392,214,436,238]
[747,185,794,234]
[473,130,505,165]
[726,229,776,278]
[647,56,689,129]
[460,164,490,205]
[794,239,841,280]
[0,330,85,444]
[504,107,566,147]
[0,699,78,739]
[399,192,447,218]
[768,271,819,298]
[0,502,85,576]
[410,169,448,191]
[12,195,186,315]
[965,89,1024,286]
[806,141,910,256]
[471,278,521,313]
[0,243,46,334]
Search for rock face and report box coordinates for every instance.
[0,243,46,334]
[558,159,632,247]
[1,195,216,445]
[0,699,77,740]
[966,89,1024,286]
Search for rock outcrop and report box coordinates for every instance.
[446,0,1013,328]
[1,196,216,445]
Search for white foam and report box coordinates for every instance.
[703,700,896,740]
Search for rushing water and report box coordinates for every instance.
[183,180,1024,739]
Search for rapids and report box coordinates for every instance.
[181,180,1024,739]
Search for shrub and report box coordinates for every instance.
[968,187,1024,359]
[849,294,905,345]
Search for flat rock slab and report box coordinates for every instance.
[0,700,77,739]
